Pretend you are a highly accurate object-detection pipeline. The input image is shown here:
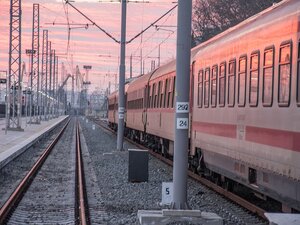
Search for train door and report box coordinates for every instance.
[189,62,196,150]
[142,84,148,129]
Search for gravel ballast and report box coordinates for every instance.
[80,117,267,225]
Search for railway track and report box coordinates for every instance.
[90,117,267,221]
[0,118,90,225]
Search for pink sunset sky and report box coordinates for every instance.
[0,0,178,92]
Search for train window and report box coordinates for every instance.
[219,63,226,107]
[204,68,210,107]
[263,47,274,106]
[155,83,159,108]
[163,79,168,108]
[197,70,203,107]
[167,79,172,108]
[238,56,247,107]
[228,60,236,107]
[172,77,176,108]
[211,65,218,107]
[148,85,152,108]
[249,51,260,107]
[298,41,300,106]
[159,81,164,108]
[278,41,292,106]
[157,81,161,108]
[152,83,156,108]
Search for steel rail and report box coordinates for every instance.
[91,118,267,220]
[76,121,89,225]
[0,117,71,224]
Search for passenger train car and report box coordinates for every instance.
[108,0,300,212]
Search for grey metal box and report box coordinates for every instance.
[128,149,148,182]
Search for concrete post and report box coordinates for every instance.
[117,0,127,151]
[171,0,192,209]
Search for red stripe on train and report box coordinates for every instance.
[192,121,300,152]
[192,121,237,138]
[246,126,300,152]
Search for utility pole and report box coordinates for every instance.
[117,0,127,151]
[29,3,40,124]
[7,0,23,131]
[83,65,92,115]
[55,56,58,117]
[171,0,192,209]
[130,54,132,78]
[50,49,55,119]
[46,41,51,120]
[41,30,48,121]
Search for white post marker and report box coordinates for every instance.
[86,119,88,123]
[161,182,173,205]
[92,124,95,130]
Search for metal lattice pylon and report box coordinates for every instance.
[30,3,40,124]
[46,41,52,120]
[55,56,58,117]
[41,30,48,121]
[7,0,23,131]
[50,50,55,119]
[41,30,48,120]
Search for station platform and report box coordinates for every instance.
[0,115,68,169]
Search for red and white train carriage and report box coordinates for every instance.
[191,0,300,211]
[108,0,300,212]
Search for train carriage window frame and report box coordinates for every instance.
[204,67,210,108]
[163,79,168,108]
[159,80,164,108]
[297,40,300,106]
[148,85,152,108]
[157,81,162,108]
[197,69,204,108]
[227,59,236,107]
[172,76,176,108]
[238,55,247,107]
[211,65,218,108]
[278,40,292,107]
[219,62,226,107]
[167,78,172,108]
[263,46,275,107]
[249,51,260,107]
[152,83,156,108]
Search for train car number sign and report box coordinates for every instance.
[176,102,189,113]
[176,118,188,129]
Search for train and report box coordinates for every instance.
[108,0,300,212]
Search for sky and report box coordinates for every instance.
[0,0,178,93]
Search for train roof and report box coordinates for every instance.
[123,0,298,94]
[126,73,152,93]
[193,0,298,59]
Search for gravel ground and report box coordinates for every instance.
[80,117,267,225]
[7,118,76,225]
[0,118,67,209]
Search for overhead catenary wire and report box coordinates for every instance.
[64,0,177,45]
[126,4,177,44]
[130,7,175,56]
[65,0,120,43]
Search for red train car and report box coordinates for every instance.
[108,0,300,212]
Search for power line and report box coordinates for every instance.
[65,0,120,43]
[64,0,177,45]
[126,4,177,43]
